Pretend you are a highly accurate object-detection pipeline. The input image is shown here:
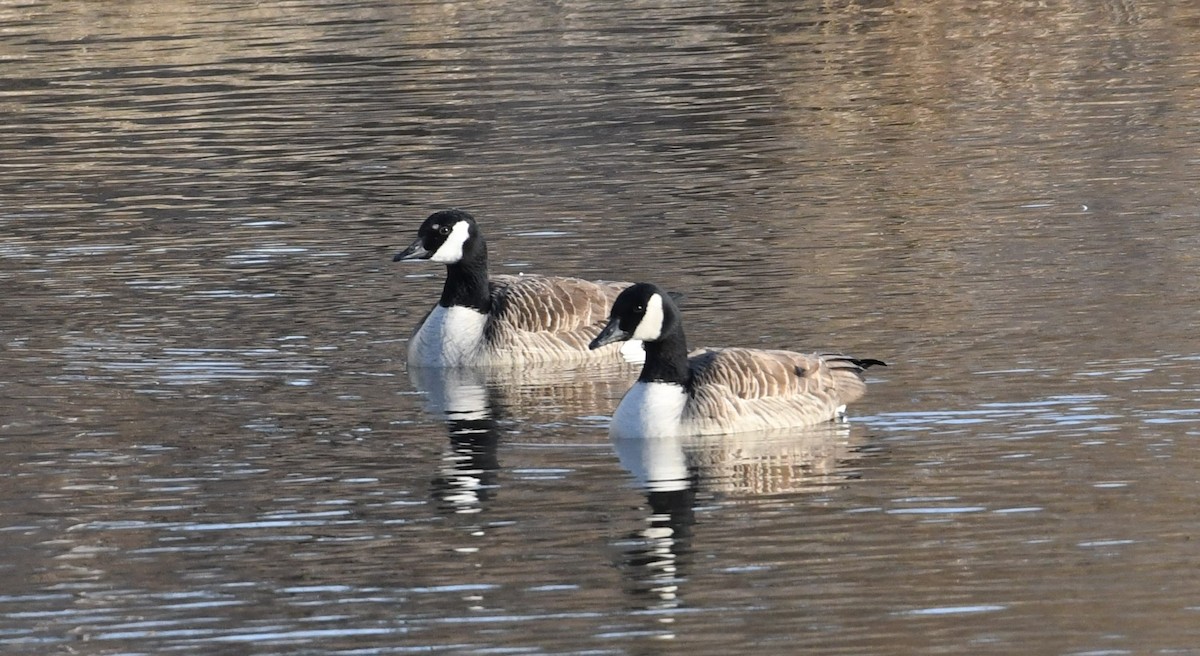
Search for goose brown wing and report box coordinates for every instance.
[683,348,871,432]
[486,274,630,354]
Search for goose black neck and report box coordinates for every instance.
[439,250,491,312]
[638,326,691,386]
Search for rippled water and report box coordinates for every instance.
[4,1,1200,654]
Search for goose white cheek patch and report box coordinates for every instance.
[631,293,664,342]
[430,221,471,263]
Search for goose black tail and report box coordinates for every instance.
[823,354,888,372]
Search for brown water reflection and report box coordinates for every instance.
[3,0,1200,654]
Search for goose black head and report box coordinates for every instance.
[590,282,681,349]
[394,209,482,265]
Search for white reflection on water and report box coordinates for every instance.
[863,394,1126,434]
[56,339,325,385]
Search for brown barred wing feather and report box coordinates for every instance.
[485,275,631,361]
[683,348,872,434]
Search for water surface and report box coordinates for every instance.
[3,1,1200,654]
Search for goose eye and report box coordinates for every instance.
[635,305,644,313]
[437,225,451,236]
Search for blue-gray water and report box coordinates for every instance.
[3,1,1200,654]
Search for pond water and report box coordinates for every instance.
[3,1,1200,654]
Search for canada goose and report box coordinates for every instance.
[589,282,885,437]
[394,209,642,367]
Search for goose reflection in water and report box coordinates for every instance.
[611,423,868,611]
[611,434,697,611]
[410,366,505,515]
[409,363,637,515]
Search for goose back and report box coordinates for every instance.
[474,274,635,365]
